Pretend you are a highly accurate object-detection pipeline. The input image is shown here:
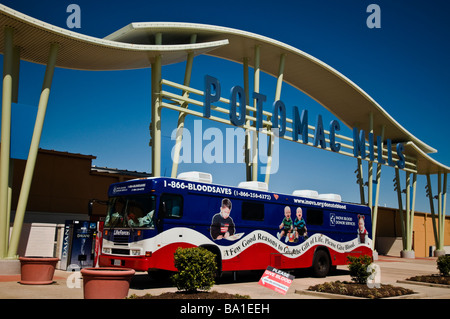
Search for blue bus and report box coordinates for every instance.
[99,172,372,277]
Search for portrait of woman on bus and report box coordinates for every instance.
[210,198,236,240]
[357,214,368,244]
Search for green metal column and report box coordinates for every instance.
[243,57,251,181]
[265,53,285,185]
[151,34,162,177]
[405,172,411,250]
[367,113,374,211]
[394,168,406,250]
[171,34,197,178]
[410,173,417,248]
[442,173,447,248]
[8,43,59,258]
[436,172,447,254]
[426,174,439,247]
[371,125,384,253]
[0,27,14,258]
[356,158,365,205]
[251,45,260,181]
[404,172,417,254]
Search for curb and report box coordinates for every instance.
[295,289,364,299]
[295,289,425,299]
[397,280,450,289]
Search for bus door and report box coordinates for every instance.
[157,193,184,246]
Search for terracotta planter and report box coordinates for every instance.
[81,267,135,299]
[19,257,59,285]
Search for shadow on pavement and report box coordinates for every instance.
[129,267,351,290]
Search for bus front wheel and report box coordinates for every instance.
[311,249,331,278]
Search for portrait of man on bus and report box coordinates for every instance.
[293,207,308,242]
[210,198,236,240]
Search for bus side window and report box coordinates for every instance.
[306,208,323,225]
[242,201,264,221]
[160,194,183,219]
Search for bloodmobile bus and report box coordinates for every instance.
[98,172,372,277]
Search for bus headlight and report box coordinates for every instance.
[131,249,140,256]
[103,248,112,254]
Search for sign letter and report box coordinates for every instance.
[353,128,367,159]
[293,107,308,144]
[229,86,246,126]
[204,75,221,118]
[396,143,406,169]
[253,92,266,131]
[272,100,286,137]
[329,120,341,152]
[314,115,326,148]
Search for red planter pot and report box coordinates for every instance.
[19,257,60,285]
[81,267,135,299]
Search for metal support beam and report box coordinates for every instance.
[442,173,448,249]
[150,33,162,177]
[368,113,374,210]
[405,172,411,250]
[171,34,197,178]
[12,46,20,104]
[356,158,365,205]
[399,170,416,258]
[435,172,447,255]
[243,57,251,181]
[426,174,439,247]
[0,26,14,258]
[7,43,59,258]
[251,45,260,181]
[371,125,384,253]
[265,53,285,185]
[410,173,417,248]
[425,172,447,256]
[394,168,406,250]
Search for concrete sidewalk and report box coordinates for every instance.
[0,255,448,299]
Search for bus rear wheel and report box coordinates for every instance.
[311,249,330,278]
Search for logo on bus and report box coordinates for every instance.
[113,229,130,236]
[330,213,336,227]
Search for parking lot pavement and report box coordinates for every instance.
[0,255,449,299]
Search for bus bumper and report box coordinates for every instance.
[99,254,153,272]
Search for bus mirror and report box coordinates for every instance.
[88,200,94,216]
[88,199,108,216]
[159,202,166,218]
[156,202,166,232]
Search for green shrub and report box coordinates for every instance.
[171,247,217,292]
[437,255,450,276]
[347,255,373,284]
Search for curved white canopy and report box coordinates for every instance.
[0,5,448,174]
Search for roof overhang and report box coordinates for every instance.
[0,5,448,175]
[0,4,228,70]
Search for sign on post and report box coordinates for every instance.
[258,266,294,295]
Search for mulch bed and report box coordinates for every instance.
[308,281,415,299]
[128,290,251,299]
[406,275,450,285]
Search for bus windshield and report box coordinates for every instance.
[105,195,156,228]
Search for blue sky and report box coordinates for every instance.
[1,0,449,214]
